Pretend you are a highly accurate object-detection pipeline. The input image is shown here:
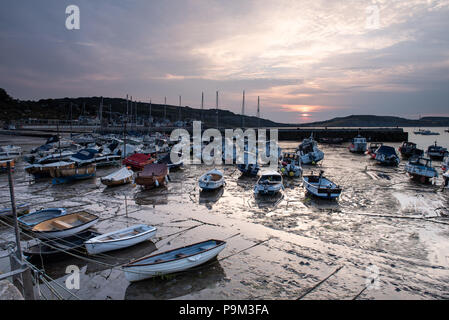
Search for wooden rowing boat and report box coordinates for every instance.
[31,211,99,239]
[84,224,157,255]
[18,208,67,229]
[123,239,226,282]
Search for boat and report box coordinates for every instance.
[50,163,96,185]
[442,156,448,172]
[123,153,155,171]
[236,151,259,176]
[348,135,367,153]
[279,152,302,177]
[100,167,134,187]
[445,129,449,133]
[0,145,22,160]
[254,171,284,196]
[398,142,424,159]
[404,157,438,183]
[199,169,225,191]
[0,203,30,217]
[426,142,448,161]
[25,161,75,179]
[18,208,68,229]
[157,153,183,170]
[374,145,400,166]
[414,129,439,135]
[122,239,226,282]
[367,142,383,159]
[296,135,324,165]
[84,224,157,255]
[303,171,342,199]
[135,163,169,189]
[23,230,101,259]
[31,211,99,239]
[70,148,121,167]
[0,159,14,173]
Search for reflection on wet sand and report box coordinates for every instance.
[199,188,224,209]
[85,241,158,275]
[134,188,169,206]
[254,192,284,209]
[124,260,226,300]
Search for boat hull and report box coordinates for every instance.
[85,225,157,255]
[123,241,226,282]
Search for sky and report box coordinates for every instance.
[0,0,448,124]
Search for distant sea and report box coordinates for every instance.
[273,126,449,150]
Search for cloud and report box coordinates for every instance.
[0,0,448,123]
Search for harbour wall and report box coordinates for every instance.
[0,127,408,142]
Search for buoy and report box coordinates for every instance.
[289,171,294,177]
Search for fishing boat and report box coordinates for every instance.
[404,157,438,183]
[31,211,99,239]
[279,152,302,177]
[50,163,96,185]
[0,203,30,217]
[0,159,14,173]
[254,171,284,196]
[0,145,22,160]
[70,148,121,167]
[18,208,68,229]
[442,156,448,172]
[25,161,75,179]
[296,135,324,165]
[84,224,157,255]
[123,153,155,171]
[122,239,226,282]
[135,163,169,189]
[367,142,383,159]
[23,230,101,259]
[374,145,400,166]
[398,142,424,159]
[348,135,367,153]
[199,169,225,191]
[237,151,259,176]
[426,142,448,161]
[100,167,134,187]
[303,171,342,199]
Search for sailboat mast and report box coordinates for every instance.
[241,90,245,128]
[216,91,219,129]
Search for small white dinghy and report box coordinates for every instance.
[84,224,157,255]
[101,167,134,187]
[199,169,224,191]
[123,239,226,282]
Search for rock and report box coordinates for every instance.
[0,279,24,300]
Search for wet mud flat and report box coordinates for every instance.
[1,135,449,300]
